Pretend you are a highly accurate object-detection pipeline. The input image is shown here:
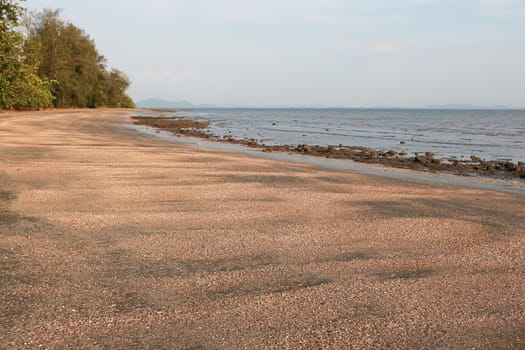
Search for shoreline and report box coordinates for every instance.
[128,113,525,197]
[130,113,525,182]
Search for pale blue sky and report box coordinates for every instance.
[24,0,525,107]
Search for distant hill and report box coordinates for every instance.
[137,99,332,109]
[137,99,215,109]
[425,104,509,110]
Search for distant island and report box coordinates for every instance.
[137,99,332,109]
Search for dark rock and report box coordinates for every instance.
[296,144,313,154]
[415,156,428,165]
[471,156,482,163]
[386,150,397,157]
[505,161,517,171]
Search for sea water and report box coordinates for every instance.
[159,108,525,163]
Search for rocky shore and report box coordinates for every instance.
[132,115,525,180]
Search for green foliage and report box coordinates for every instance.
[26,9,135,108]
[0,0,53,110]
[1,62,54,110]
[0,2,134,110]
[105,69,136,108]
[0,0,24,28]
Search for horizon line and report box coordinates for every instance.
[135,100,524,110]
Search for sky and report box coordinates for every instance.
[23,0,525,107]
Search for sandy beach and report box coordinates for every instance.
[1,109,524,349]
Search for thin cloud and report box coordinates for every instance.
[479,0,525,6]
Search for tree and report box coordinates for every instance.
[106,69,135,108]
[26,9,135,108]
[0,0,53,109]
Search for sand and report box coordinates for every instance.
[1,109,524,349]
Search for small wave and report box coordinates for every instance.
[191,108,525,162]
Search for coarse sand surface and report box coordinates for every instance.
[1,109,524,349]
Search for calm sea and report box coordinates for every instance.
[162,108,525,163]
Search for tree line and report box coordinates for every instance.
[0,0,135,110]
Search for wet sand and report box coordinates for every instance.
[1,109,524,349]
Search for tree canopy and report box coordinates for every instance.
[0,0,53,109]
[0,0,135,110]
